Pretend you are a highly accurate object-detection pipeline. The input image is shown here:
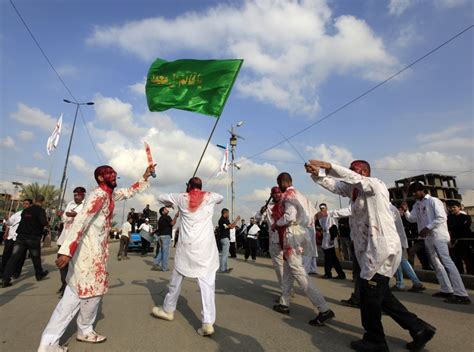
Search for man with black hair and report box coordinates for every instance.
[56,187,86,296]
[272,172,335,327]
[447,200,473,275]
[152,206,178,271]
[316,203,345,279]
[2,195,49,287]
[403,183,470,304]
[307,160,435,352]
[152,177,223,337]
[1,199,32,279]
[218,208,235,273]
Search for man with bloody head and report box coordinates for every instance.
[272,172,334,326]
[151,177,223,337]
[306,159,435,352]
[38,164,155,352]
[255,186,294,300]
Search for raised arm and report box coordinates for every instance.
[114,165,155,201]
[330,206,352,218]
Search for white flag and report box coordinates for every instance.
[217,144,229,175]
[46,113,62,155]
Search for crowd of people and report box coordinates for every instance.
[0,158,472,352]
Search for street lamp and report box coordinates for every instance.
[228,122,245,220]
[58,99,94,208]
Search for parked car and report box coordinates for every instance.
[128,233,155,252]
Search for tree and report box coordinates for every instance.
[20,183,61,209]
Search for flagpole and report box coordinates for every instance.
[192,117,220,177]
[47,153,54,187]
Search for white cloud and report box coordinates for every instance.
[70,155,94,174]
[87,0,399,117]
[16,166,47,179]
[260,148,299,162]
[17,130,34,141]
[237,157,279,180]
[10,103,57,131]
[433,0,470,8]
[0,136,15,149]
[241,187,271,202]
[306,143,355,167]
[388,0,413,15]
[374,151,473,189]
[128,78,146,96]
[93,94,148,137]
[395,24,422,47]
[416,124,474,151]
[461,189,474,207]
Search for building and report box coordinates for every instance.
[388,173,462,206]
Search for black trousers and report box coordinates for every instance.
[323,247,345,277]
[57,245,69,287]
[229,242,237,258]
[351,245,361,304]
[3,236,44,281]
[141,237,151,255]
[360,273,427,344]
[452,241,474,275]
[245,238,258,260]
[1,239,26,278]
[408,240,431,270]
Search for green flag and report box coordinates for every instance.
[146,58,243,118]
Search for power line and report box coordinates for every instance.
[246,24,474,160]
[10,0,102,164]
[78,107,104,163]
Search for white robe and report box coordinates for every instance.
[158,191,223,278]
[59,178,149,298]
[313,164,401,280]
[57,200,84,246]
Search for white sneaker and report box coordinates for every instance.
[37,345,68,352]
[197,323,214,336]
[76,330,107,343]
[151,306,174,321]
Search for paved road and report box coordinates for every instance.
[1,242,473,351]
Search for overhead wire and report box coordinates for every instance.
[245,24,474,160]
[10,0,103,164]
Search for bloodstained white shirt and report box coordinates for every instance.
[57,200,84,246]
[58,178,149,298]
[158,190,223,278]
[313,164,401,280]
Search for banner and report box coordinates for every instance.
[46,113,62,155]
[146,58,243,117]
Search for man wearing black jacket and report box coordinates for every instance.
[2,195,49,287]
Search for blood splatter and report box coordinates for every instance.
[188,189,206,212]
[131,182,140,190]
[69,240,78,256]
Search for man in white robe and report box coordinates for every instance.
[38,164,154,352]
[403,182,470,304]
[151,177,223,337]
[306,160,435,352]
[272,172,334,326]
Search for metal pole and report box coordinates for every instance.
[121,199,127,225]
[231,144,235,220]
[60,177,68,210]
[57,104,79,208]
[192,117,220,177]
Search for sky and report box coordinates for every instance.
[1,0,473,223]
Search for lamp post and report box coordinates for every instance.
[57,99,94,208]
[228,121,244,220]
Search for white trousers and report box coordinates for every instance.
[39,285,102,347]
[163,269,216,324]
[425,239,468,296]
[280,250,329,313]
[269,242,294,294]
[303,256,318,274]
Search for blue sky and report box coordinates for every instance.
[1,0,473,221]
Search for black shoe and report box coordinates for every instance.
[308,309,335,326]
[226,268,233,273]
[36,270,49,281]
[340,298,360,308]
[408,284,426,293]
[432,291,452,298]
[322,275,332,279]
[273,304,290,315]
[444,295,471,305]
[350,339,389,352]
[406,324,436,351]
[335,274,346,280]
[56,284,66,294]
[2,280,12,288]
